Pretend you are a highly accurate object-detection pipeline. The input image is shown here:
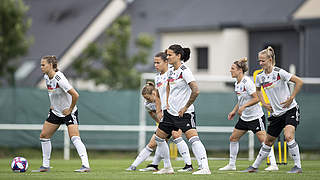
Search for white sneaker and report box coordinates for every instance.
[219,164,236,171]
[192,168,211,175]
[153,167,174,174]
[264,165,279,171]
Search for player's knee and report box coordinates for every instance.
[264,138,274,146]
[147,142,157,149]
[229,135,238,142]
[285,135,294,142]
[40,133,49,139]
[172,131,181,139]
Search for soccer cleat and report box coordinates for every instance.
[264,165,279,171]
[139,164,159,172]
[177,164,193,172]
[219,164,236,171]
[152,167,174,174]
[126,165,137,171]
[241,166,258,173]
[287,166,302,173]
[31,166,50,172]
[192,168,211,175]
[74,165,90,172]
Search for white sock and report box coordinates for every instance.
[287,139,301,168]
[132,145,153,167]
[155,135,171,168]
[152,146,162,165]
[71,136,90,168]
[229,141,239,166]
[189,136,209,169]
[252,143,271,168]
[268,146,277,166]
[174,137,192,165]
[40,138,51,168]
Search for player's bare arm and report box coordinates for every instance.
[166,81,170,110]
[228,103,239,120]
[179,81,199,117]
[238,93,260,116]
[63,88,79,115]
[256,87,273,112]
[281,75,303,108]
[154,89,163,121]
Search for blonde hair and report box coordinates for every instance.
[42,55,59,72]
[259,46,275,66]
[141,81,155,95]
[234,57,248,73]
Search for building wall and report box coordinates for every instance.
[161,28,248,91]
[161,28,248,75]
[248,29,300,76]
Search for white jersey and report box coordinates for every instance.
[44,71,77,117]
[167,64,195,116]
[144,101,156,112]
[155,71,169,110]
[235,76,264,121]
[255,67,297,116]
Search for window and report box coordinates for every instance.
[196,47,208,71]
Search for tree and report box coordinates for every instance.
[73,15,154,90]
[0,0,32,86]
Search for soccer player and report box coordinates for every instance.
[33,56,90,172]
[126,52,194,172]
[219,57,278,171]
[154,45,211,175]
[153,52,195,172]
[242,46,303,173]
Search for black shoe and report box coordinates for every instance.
[178,164,193,172]
[139,164,159,171]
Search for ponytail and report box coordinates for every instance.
[259,46,275,66]
[234,57,248,73]
[168,44,191,62]
[42,55,59,72]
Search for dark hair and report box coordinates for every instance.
[168,44,190,62]
[141,81,155,95]
[155,52,168,61]
[234,57,248,73]
[42,55,59,72]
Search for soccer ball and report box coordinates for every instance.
[11,157,28,172]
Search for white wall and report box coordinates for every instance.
[161,28,248,91]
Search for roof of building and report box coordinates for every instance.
[18,0,306,86]
[18,0,109,86]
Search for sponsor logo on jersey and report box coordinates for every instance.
[156,82,163,88]
[262,74,280,89]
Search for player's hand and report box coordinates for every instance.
[263,103,273,113]
[228,111,236,120]
[178,107,187,117]
[281,96,293,108]
[62,108,72,116]
[238,106,245,116]
[156,111,163,122]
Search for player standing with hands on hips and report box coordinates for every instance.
[219,57,278,171]
[242,46,303,173]
[33,55,90,172]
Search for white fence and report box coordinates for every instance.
[0,124,255,161]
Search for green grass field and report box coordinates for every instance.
[1,158,319,180]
